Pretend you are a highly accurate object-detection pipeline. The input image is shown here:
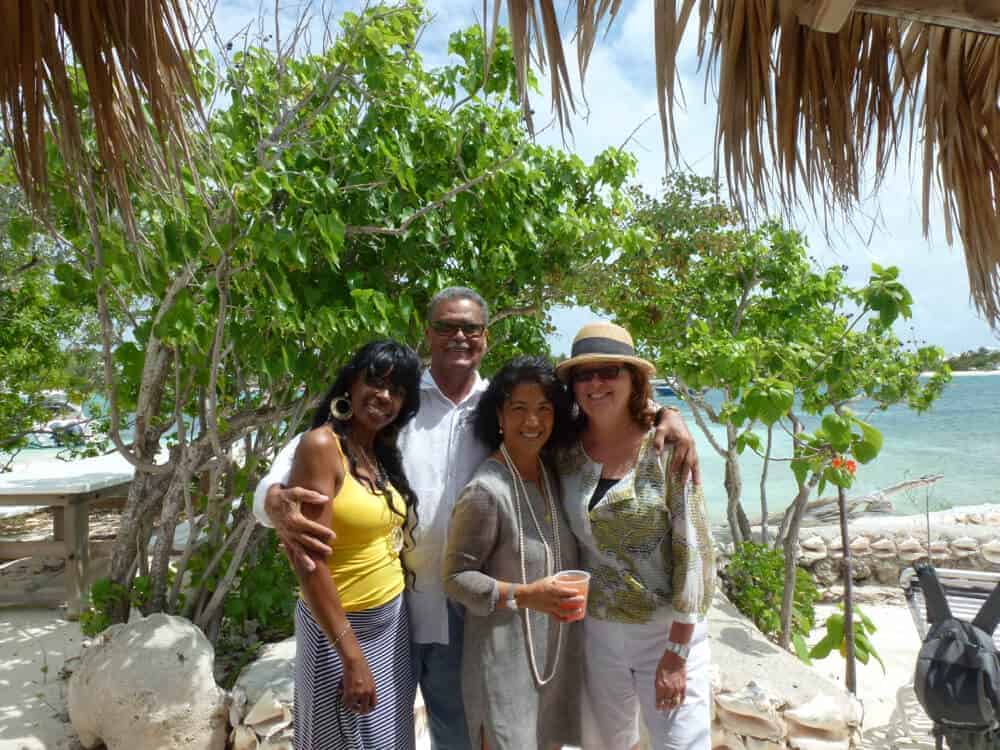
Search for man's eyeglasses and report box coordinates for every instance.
[430,320,486,338]
[571,365,623,384]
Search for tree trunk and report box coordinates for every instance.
[760,424,773,546]
[838,484,857,693]
[106,469,172,622]
[778,472,821,648]
[724,442,751,544]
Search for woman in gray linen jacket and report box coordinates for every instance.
[443,356,584,750]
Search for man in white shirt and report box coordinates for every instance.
[254,287,700,749]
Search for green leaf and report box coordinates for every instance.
[735,430,762,454]
[851,418,883,464]
[808,633,838,659]
[792,632,813,664]
[314,212,345,267]
[822,413,853,452]
[791,458,810,488]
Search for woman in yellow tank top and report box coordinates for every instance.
[287,340,422,750]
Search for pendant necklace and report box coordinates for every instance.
[500,443,564,687]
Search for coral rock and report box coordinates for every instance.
[230,726,259,750]
[870,538,897,559]
[67,613,227,750]
[951,537,979,559]
[848,537,871,556]
[715,682,785,742]
[982,539,1000,565]
[799,536,828,565]
[897,538,927,562]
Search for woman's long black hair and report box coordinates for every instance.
[313,340,422,580]
[473,355,576,458]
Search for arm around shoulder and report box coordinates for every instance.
[252,434,303,526]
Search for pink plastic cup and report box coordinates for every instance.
[554,570,591,621]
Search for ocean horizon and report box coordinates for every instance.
[667,371,1000,522]
[5,373,998,523]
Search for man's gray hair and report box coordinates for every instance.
[427,286,489,326]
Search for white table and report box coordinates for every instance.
[0,455,133,617]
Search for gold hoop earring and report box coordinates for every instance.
[330,395,353,421]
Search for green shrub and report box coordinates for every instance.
[79,575,151,637]
[222,531,298,641]
[723,541,818,657]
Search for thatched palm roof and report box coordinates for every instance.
[0,1,196,219]
[497,1,1000,327]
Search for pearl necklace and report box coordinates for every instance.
[500,443,564,687]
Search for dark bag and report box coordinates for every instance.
[914,565,1000,749]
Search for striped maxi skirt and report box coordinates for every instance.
[294,595,416,750]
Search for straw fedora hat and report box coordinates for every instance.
[555,321,656,382]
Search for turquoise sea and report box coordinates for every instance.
[663,373,1000,522]
[8,374,999,523]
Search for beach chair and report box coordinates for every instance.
[900,567,1000,650]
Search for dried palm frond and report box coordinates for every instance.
[0,0,197,224]
[499,1,1000,327]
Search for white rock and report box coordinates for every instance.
[799,536,828,564]
[786,737,850,750]
[982,539,1000,565]
[260,739,293,750]
[230,725,259,750]
[745,738,785,750]
[234,636,296,709]
[826,539,844,559]
[784,693,860,739]
[929,540,951,557]
[250,707,292,740]
[715,682,785,741]
[244,688,285,726]
[230,686,248,727]
[848,537,870,556]
[68,613,228,750]
[951,536,980,558]
[870,538,897,558]
[801,536,826,551]
[897,538,926,562]
[711,719,747,749]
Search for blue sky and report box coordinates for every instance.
[214,1,999,357]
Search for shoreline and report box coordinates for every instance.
[930,369,1000,376]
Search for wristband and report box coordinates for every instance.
[506,584,519,610]
[664,640,690,661]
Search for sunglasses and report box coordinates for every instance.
[571,365,623,384]
[430,320,486,338]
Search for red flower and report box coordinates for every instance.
[831,456,843,469]
[845,460,857,475]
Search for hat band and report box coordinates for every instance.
[571,336,636,358]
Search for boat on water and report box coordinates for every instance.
[652,379,676,398]
[25,391,93,448]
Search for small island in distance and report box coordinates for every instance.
[947,347,1000,372]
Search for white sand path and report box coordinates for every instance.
[809,602,935,749]
[0,608,83,750]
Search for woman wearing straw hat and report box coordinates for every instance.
[555,321,715,750]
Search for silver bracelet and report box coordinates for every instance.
[331,624,352,649]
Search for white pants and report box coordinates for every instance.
[581,614,711,750]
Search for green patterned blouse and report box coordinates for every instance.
[558,430,714,624]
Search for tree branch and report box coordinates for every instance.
[345,151,521,238]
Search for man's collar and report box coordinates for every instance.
[421,368,486,403]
